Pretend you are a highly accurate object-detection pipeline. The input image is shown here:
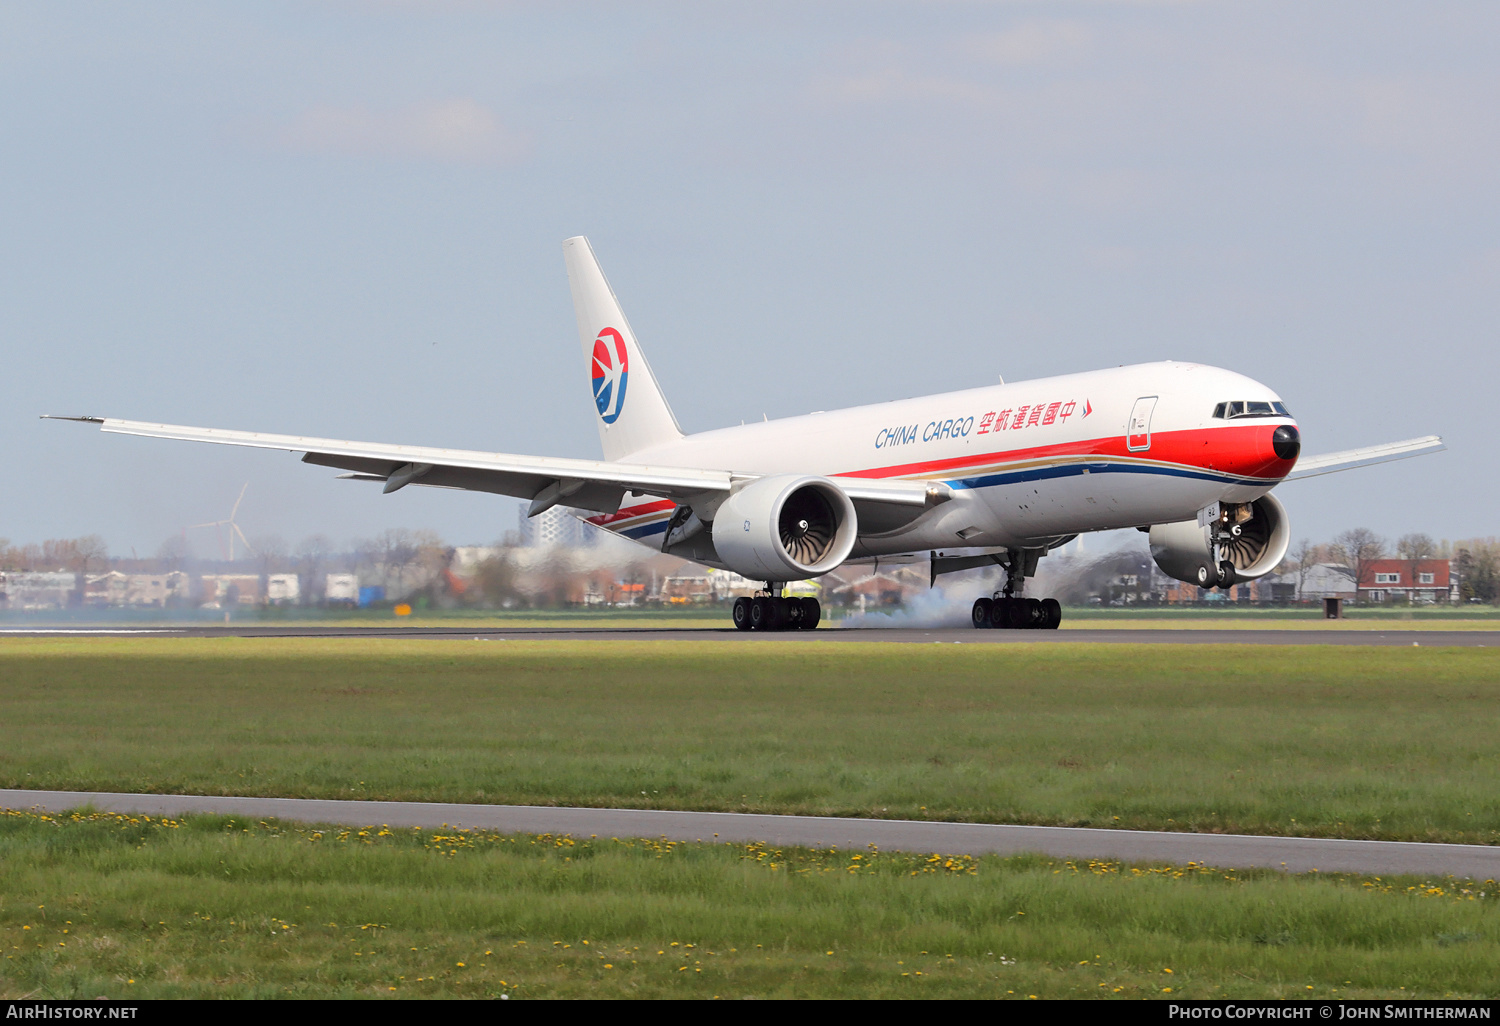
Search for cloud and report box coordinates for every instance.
[278,98,529,165]
[965,20,1095,67]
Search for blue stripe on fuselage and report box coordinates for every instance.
[618,519,668,540]
[947,460,1274,491]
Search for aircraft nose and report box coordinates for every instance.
[1272,424,1300,461]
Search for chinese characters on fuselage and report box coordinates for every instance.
[874,399,1083,450]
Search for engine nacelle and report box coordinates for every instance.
[1149,493,1291,589]
[711,475,858,582]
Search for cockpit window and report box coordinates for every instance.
[1213,400,1291,419]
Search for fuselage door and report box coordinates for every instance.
[1127,396,1158,452]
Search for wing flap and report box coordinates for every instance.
[1284,435,1445,481]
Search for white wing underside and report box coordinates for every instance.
[45,416,934,516]
[1282,435,1445,481]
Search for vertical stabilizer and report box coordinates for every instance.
[563,236,683,461]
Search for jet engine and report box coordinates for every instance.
[711,475,858,582]
[1149,493,1290,589]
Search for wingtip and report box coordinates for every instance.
[40,415,105,424]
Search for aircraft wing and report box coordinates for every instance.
[43,416,936,517]
[1282,435,1445,482]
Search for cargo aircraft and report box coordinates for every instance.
[48,237,1444,630]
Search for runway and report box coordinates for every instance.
[4,789,1497,878]
[2,625,1497,645]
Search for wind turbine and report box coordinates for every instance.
[189,484,256,562]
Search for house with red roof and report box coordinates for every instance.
[1358,559,1453,604]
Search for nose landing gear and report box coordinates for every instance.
[732,585,821,631]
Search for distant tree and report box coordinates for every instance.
[157,534,190,572]
[75,535,108,576]
[475,551,524,608]
[1395,532,1438,604]
[1454,539,1499,604]
[294,535,334,604]
[1330,528,1385,602]
[10,543,42,572]
[41,538,81,572]
[252,535,289,576]
[1290,537,1319,600]
[368,528,447,598]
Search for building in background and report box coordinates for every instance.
[517,506,597,549]
[451,547,502,572]
[325,573,359,605]
[0,571,77,610]
[199,574,260,607]
[84,571,189,607]
[1290,563,1359,603]
[1359,559,1455,604]
[265,574,301,605]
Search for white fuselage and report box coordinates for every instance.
[588,361,1299,561]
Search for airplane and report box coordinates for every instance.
[46,236,1444,631]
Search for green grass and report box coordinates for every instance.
[3,638,1499,845]
[2,809,1495,999]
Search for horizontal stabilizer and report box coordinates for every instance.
[1284,435,1444,481]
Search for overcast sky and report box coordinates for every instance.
[2,1,1495,558]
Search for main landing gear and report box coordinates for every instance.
[970,549,1061,630]
[971,595,1061,630]
[732,585,821,631]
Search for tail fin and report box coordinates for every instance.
[563,236,683,461]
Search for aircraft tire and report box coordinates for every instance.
[972,598,994,629]
[798,597,821,630]
[760,597,786,631]
[1025,597,1044,628]
[749,597,768,630]
[1040,597,1062,629]
[991,597,1010,629]
[732,596,753,631]
[1005,599,1029,630]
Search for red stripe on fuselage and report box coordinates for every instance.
[586,499,675,527]
[837,424,1294,482]
[587,426,1290,534]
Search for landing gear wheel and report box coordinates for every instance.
[1040,597,1062,630]
[797,597,821,630]
[784,597,805,629]
[1025,597,1043,628]
[766,597,788,630]
[1005,598,1029,630]
[1218,561,1236,588]
[1195,563,1212,587]
[732,596,753,631]
[972,598,994,629]
[748,597,769,630]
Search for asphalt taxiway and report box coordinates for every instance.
[3,789,1496,878]
[2,625,1497,645]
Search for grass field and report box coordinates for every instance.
[4,604,1497,631]
[2,809,1495,1000]
[2,638,1498,845]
